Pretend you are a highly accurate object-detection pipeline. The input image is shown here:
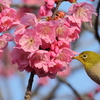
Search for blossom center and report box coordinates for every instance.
[28,38,34,46]
[40,25,51,35]
[77,7,86,18]
[56,26,64,36]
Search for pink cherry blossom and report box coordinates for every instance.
[20,13,38,27]
[50,40,70,54]
[0,0,11,8]
[0,8,17,32]
[36,21,56,43]
[23,0,44,6]
[0,33,13,59]
[89,0,95,1]
[55,47,76,62]
[48,59,66,73]
[14,25,26,35]
[38,76,49,85]
[19,29,42,52]
[0,16,13,32]
[1,8,17,18]
[39,5,52,17]
[56,24,71,40]
[0,63,16,77]
[11,47,32,72]
[29,50,50,73]
[68,2,97,26]
[44,0,54,9]
[8,0,96,79]
[0,49,17,77]
[0,33,13,50]
[68,26,80,41]
[57,66,71,77]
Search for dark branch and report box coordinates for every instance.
[24,72,34,100]
[31,84,42,97]
[94,0,100,43]
[52,0,63,19]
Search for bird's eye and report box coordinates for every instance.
[82,54,88,59]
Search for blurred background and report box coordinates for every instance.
[0,0,100,100]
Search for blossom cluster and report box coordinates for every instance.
[0,0,97,78]
[11,12,78,78]
[0,0,18,32]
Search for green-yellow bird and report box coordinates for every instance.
[72,51,100,85]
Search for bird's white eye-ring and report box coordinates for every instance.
[82,54,88,59]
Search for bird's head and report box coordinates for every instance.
[72,51,100,69]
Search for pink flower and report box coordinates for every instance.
[39,5,52,17]
[55,47,75,62]
[57,66,71,77]
[36,21,56,43]
[38,76,49,85]
[23,0,44,6]
[68,2,97,26]
[50,40,70,54]
[4,33,13,41]
[0,33,13,50]
[11,47,32,72]
[44,0,54,9]
[68,26,80,41]
[14,25,26,35]
[29,50,58,78]
[90,0,95,1]
[19,29,42,52]
[48,60,66,73]
[29,50,50,73]
[0,0,11,8]
[20,13,38,27]
[1,8,17,18]
[56,24,71,40]
[0,16,12,32]
[0,49,17,77]
[0,8,17,32]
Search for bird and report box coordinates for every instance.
[72,51,100,85]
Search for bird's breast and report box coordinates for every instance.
[86,62,100,85]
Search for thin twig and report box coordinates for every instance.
[52,0,63,19]
[31,84,42,97]
[94,0,100,43]
[24,72,34,100]
[57,75,84,100]
[43,82,60,100]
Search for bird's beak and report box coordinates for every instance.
[71,56,78,59]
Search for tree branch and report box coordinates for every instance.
[52,0,63,19]
[24,72,34,100]
[43,82,60,100]
[57,75,84,100]
[94,0,100,43]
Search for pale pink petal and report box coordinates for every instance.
[36,21,56,43]
[19,29,42,52]
[20,13,38,27]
